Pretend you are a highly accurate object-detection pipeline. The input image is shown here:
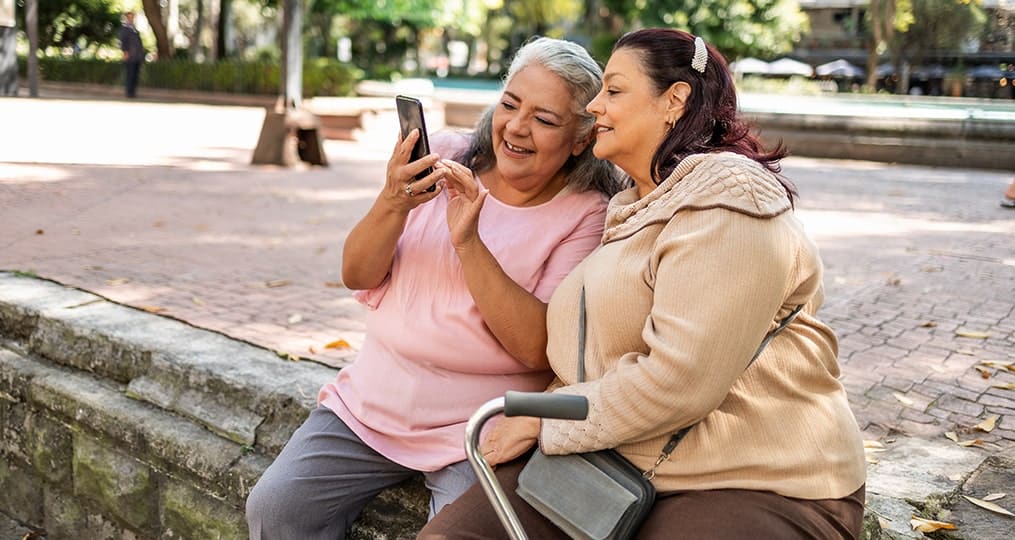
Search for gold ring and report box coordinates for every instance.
[405,184,414,197]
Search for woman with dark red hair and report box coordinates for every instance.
[421,28,867,539]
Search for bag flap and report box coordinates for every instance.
[517,450,638,540]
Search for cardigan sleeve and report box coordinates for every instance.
[541,209,799,454]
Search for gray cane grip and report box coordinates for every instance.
[503,391,588,420]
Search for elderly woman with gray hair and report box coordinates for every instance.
[245,37,624,539]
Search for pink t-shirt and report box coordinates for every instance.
[318,134,608,471]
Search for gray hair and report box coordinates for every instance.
[453,37,625,197]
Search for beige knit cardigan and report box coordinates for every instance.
[539,152,866,500]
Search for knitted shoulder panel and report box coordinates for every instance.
[603,153,791,243]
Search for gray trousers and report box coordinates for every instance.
[246,407,477,539]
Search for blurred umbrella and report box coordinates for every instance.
[768,58,814,77]
[966,65,1006,79]
[730,57,770,75]
[815,59,865,78]
[876,63,895,77]
[913,64,947,79]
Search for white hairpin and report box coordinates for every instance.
[691,36,707,73]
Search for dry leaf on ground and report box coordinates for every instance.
[105,277,130,286]
[139,305,166,313]
[955,329,991,339]
[324,281,344,288]
[957,349,976,356]
[919,321,938,328]
[962,495,1015,517]
[974,414,999,432]
[276,350,300,362]
[287,313,303,325]
[893,393,914,406]
[991,382,1015,390]
[945,432,959,442]
[945,432,983,447]
[191,297,205,306]
[265,279,291,288]
[910,516,957,532]
[308,346,319,355]
[982,493,1006,501]
[975,366,992,378]
[324,339,352,350]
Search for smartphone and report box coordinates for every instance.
[395,95,436,190]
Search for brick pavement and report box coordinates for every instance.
[2,97,1014,455]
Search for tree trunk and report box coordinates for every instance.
[216,0,232,60]
[141,0,172,59]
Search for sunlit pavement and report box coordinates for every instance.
[2,96,1014,452]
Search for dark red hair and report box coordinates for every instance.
[613,28,795,203]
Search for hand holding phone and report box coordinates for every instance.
[395,95,437,192]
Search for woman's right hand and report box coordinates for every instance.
[381,129,445,213]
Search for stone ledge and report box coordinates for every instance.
[0,274,430,538]
[0,272,331,453]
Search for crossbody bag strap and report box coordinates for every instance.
[577,287,804,480]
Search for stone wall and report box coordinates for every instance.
[0,272,427,539]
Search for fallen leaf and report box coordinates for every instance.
[955,329,991,339]
[920,265,943,273]
[957,349,976,356]
[324,281,344,288]
[191,297,205,306]
[945,432,959,443]
[909,516,957,532]
[975,366,992,379]
[863,440,886,449]
[975,415,999,432]
[957,439,984,447]
[35,229,44,235]
[876,516,890,529]
[287,313,303,325]
[308,346,318,355]
[865,455,880,464]
[265,279,291,288]
[982,493,1006,501]
[991,382,1015,390]
[139,305,166,314]
[105,277,130,286]
[893,393,914,406]
[276,350,300,362]
[324,339,352,350]
[962,495,1015,517]
[978,361,1012,369]
[919,321,938,328]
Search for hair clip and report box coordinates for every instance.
[691,36,707,73]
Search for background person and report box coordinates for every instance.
[118,11,145,98]
[421,27,867,539]
[245,36,624,540]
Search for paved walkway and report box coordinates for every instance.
[2,96,1014,458]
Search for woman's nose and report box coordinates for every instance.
[586,94,602,115]
[506,114,529,135]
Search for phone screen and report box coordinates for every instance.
[395,95,436,187]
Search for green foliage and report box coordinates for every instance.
[15,0,121,51]
[599,0,809,60]
[894,0,986,58]
[16,56,364,97]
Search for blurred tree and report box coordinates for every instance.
[15,0,120,52]
[893,0,986,72]
[141,0,173,58]
[865,0,913,90]
[598,0,808,60]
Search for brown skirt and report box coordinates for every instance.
[418,457,865,540]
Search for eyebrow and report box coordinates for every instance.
[503,90,565,121]
[603,73,627,83]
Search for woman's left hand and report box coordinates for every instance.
[480,415,540,466]
[439,159,488,251]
